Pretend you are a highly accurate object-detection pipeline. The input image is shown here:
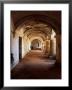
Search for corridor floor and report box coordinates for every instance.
[11,50,61,79]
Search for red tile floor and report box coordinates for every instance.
[11,50,61,79]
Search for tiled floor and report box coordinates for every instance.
[11,50,61,79]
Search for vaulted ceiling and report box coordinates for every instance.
[11,11,61,32]
[11,11,61,41]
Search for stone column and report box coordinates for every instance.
[56,34,61,63]
[43,38,50,57]
[50,34,56,55]
[50,39,53,56]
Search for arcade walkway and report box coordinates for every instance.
[11,50,61,79]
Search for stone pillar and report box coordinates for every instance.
[50,39,53,56]
[50,34,56,56]
[43,39,50,57]
[56,34,61,63]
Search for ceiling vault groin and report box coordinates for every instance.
[11,11,61,34]
[15,20,52,41]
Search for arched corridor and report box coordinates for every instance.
[11,11,61,79]
[30,39,42,50]
[11,50,61,79]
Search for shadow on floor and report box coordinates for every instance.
[11,50,61,79]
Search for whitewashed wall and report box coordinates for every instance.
[22,36,30,57]
[11,18,19,69]
[11,34,19,69]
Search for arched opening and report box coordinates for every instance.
[30,39,42,50]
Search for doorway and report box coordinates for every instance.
[19,37,22,61]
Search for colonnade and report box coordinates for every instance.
[42,35,56,57]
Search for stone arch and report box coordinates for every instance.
[31,39,41,50]
[30,37,44,49]
[14,14,61,34]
